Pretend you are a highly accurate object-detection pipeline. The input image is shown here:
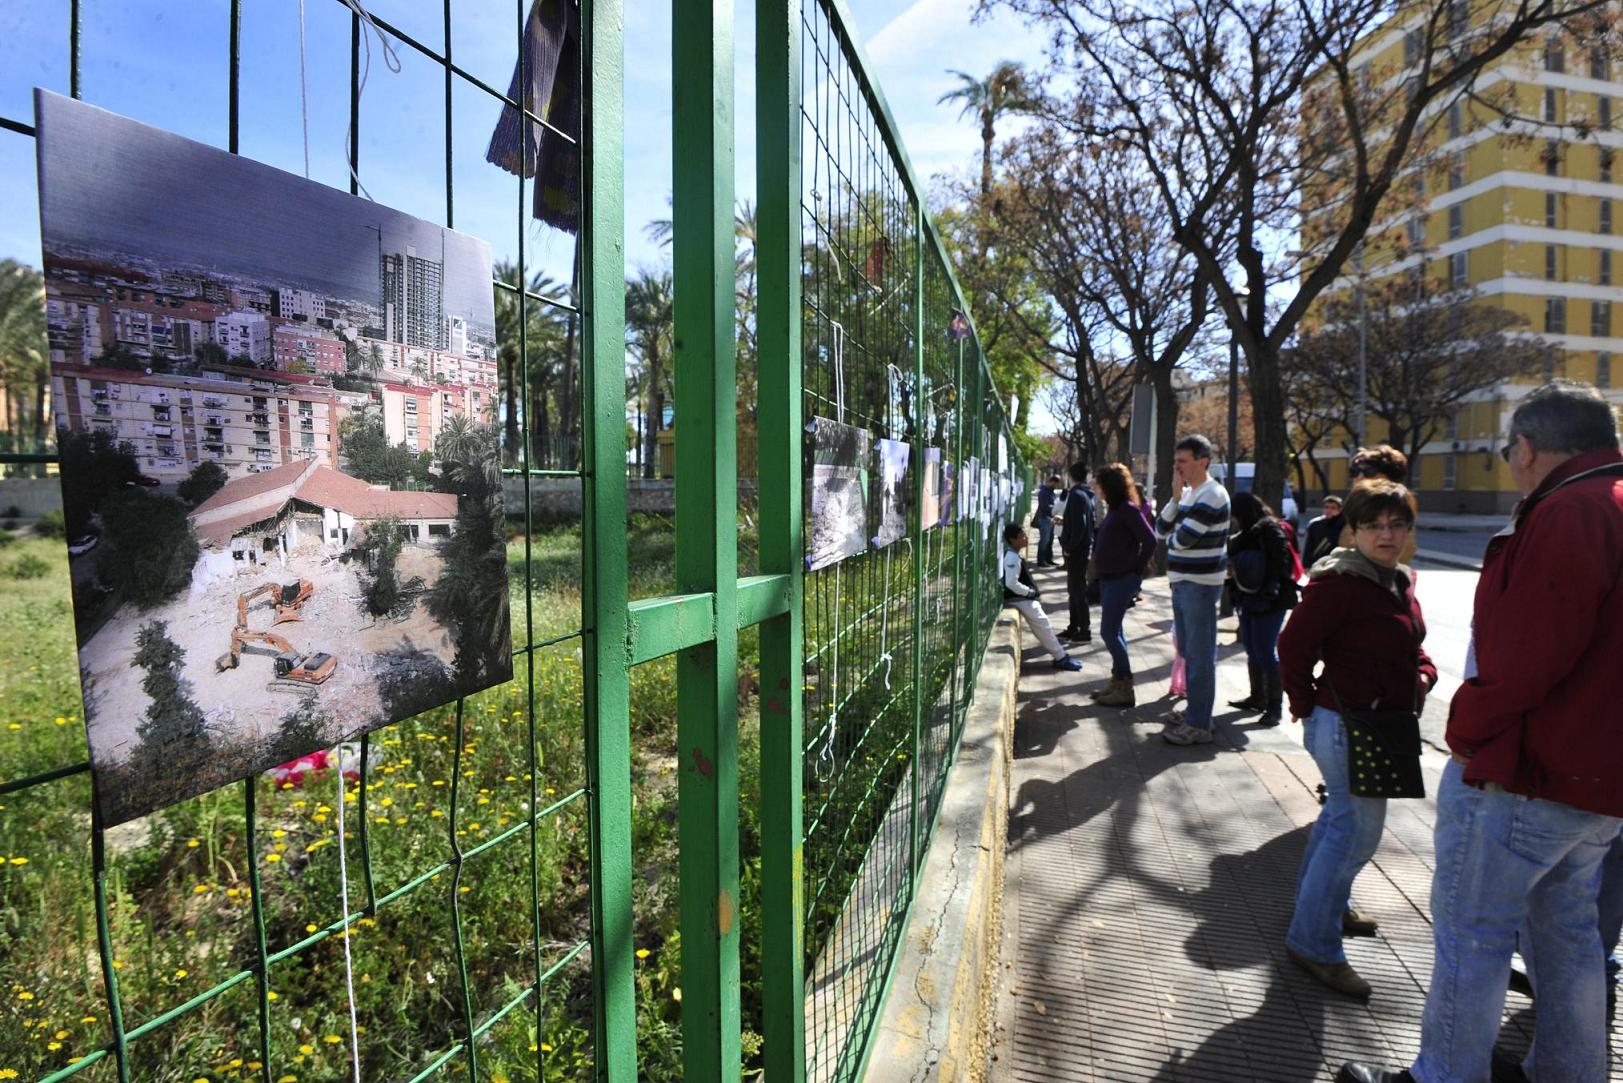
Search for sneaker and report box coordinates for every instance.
[1161,723,1213,745]
[1159,708,1185,728]
[1051,655,1082,672]
[1067,631,1093,643]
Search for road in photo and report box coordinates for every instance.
[872,437,912,548]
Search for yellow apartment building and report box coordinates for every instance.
[1303,21,1623,514]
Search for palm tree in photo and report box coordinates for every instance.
[0,260,49,458]
[938,62,1035,196]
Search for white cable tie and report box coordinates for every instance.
[336,0,402,201]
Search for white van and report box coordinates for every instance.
[1207,463,1299,524]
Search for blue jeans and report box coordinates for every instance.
[1098,573,1140,678]
[1521,824,1623,988]
[1412,759,1622,1083]
[1238,607,1286,678]
[1170,580,1222,730]
[1036,516,1055,564]
[1287,707,1387,964]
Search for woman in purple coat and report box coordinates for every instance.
[1090,464,1159,706]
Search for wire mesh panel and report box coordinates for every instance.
[794,2,1024,1080]
[0,2,630,1080]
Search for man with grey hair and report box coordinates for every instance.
[1340,380,1623,1083]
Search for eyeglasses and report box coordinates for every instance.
[1355,519,1412,536]
[1349,462,1380,478]
[1499,441,1515,463]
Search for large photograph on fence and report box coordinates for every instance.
[34,91,512,825]
[806,416,871,571]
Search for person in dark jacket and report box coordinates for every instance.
[1088,463,1157,707]
[1340,381,1623,1083]
[1278,480,1437,1003]
[1300,494,1343,569]
[1226,492,1299,725]
[1055,461,1095,642]
[1034,474,1062,566]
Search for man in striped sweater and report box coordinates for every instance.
[1156,434,1232,745]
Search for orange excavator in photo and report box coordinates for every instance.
[238,579,314,627]
[215,626,338,686]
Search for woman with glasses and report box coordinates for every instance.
[1226,491,1298,725]
[1325,445,1419,565]
[1278,480,1437,1000]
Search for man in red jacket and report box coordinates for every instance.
[1340,380,1623,1083]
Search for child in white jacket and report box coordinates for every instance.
[1003,523,1082,671]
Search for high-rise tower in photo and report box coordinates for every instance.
[380,244,446,350]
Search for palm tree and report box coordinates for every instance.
[937,62,1034,196]
[0,260,49,458]
[625,269,674,479]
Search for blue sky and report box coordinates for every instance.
[0,1,1047,278]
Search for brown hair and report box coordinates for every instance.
[1349,444,1409,483]
[1094,462,1139,509]
[1341,479,1418,530]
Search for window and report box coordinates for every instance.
[1603,249,1613,285]
[1405,28,1423,67]
[1407,215,1426,246]
[1593,49,1610,81]
[1602,96,1614,131]
[1604,199,1614,234]
[1445,408,1460,440]
[1600,351,1613,388]
[1547,244,1559,279]
[1547,190,1560,227]
[1603,148,1615,184]
[1544,139,1562,175]
[1450,250,1469,287]
[1545,40,1566,73]
[1448,101,1463,139]
[1545,87,1559,123]
[1546,296,1567,333]
[1443,454,1458,491]
[427,523,451,537]
[1595,300,1613,337]
[1448,0,1468,39]
[1449,204,1464,239]
[1449,157,1465,189]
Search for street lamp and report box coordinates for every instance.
[1355,242,1367,448]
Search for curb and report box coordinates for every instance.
[861,615,1021,1083]
[1413,547,1483,571]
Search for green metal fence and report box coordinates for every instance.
[0,1,1025,1080]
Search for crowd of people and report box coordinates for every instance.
[1003,378,1623,1082]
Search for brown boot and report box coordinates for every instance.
[1096,675,1136,707]
[1287,946,1372,1000]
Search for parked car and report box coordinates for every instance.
[1207,464,1298,523]
[68,534,98,556]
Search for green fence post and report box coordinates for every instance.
[673,0,742,1078]
[908,211,927,872]
[756,0,808,1077]
[580,1,636,1078]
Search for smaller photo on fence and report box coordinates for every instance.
[870,437,911,549]
[961,456,978,524]
[920,447,941,529]
[806,415,871,571]
[34,91,513,826]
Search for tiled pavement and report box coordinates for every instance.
[988,563,1623,1082]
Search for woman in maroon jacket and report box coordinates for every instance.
[1277,481,1437,1001]
[1089,464,1157,707]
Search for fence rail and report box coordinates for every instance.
[0,1,1026,1081]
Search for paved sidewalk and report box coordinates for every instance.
[988,564,1622,1082]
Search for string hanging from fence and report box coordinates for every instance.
[815,319,850,782]
[334,750,363,1083]
[337,0,402,201]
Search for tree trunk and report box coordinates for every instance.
[1152,365,1179,514]
[644,347,663,480]
[1246,339,1288,509]
[981,112,995,196]
[502,353,520,457]
[559,238,582,469]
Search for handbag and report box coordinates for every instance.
[1326,674,1425,799]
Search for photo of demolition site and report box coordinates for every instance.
[36,91,511,824]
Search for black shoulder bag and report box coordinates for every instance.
[1326,646,1425,800]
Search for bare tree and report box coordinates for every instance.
[1001,113,1211,501]
[984,0,1616,507]
[1293,276,1549,476]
